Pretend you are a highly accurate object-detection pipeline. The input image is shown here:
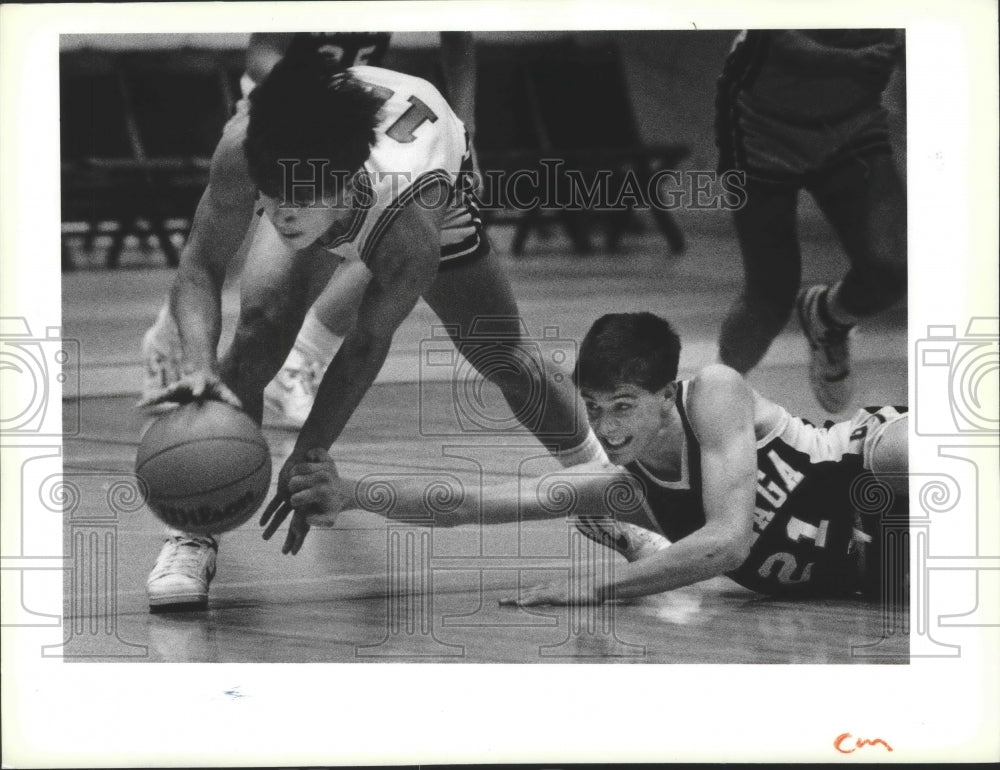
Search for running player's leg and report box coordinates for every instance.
[807,153,907,322]
[717,180,803,373]
[797,153,906,412]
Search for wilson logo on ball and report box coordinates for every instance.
[135,401,272,535]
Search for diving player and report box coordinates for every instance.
[280,312,908,604]
[141,50,616,611]
[715,30,907,413]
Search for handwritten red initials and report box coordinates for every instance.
[835,732,894,753]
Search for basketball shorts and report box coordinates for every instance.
[437,134,490,271]
[717,92,894,186]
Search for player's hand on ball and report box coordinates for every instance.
[139,370,242,411]
[261,448,347,555]
[499,580,601,607]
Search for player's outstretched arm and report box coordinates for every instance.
[347,459,638,528]
[269,450,639,555]
[505,365,757,606]
[144,116,257,408]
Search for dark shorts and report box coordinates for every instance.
[717,87,894,186]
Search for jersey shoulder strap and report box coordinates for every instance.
[673,380,703,489]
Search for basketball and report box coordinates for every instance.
[135,400,272,534]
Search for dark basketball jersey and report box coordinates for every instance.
[624,381,893,596]
[285,32,393,69]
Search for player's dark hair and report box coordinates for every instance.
[574,312,682,393]
[244,49,383,201]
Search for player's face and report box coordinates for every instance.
[259,182,355,249]
[581,383,673,465]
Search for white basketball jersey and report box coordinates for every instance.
[316,66,482,266]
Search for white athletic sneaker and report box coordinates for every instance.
[797,284,856,413]
[141,309,182,407]
[147,534,218,612]
[575,518,670,562]
[263,348,325,429]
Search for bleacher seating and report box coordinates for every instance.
[60,48,244,268]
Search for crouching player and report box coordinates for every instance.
[143,49,645,611]
[268,312,908,604]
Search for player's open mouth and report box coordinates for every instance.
[602,436,632,451]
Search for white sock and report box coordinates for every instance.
[556,427,609,468]
[290,309,342,370]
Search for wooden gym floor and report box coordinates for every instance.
[59,225,908,663]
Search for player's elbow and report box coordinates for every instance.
[702,531,750,573]
[721,538,751,571]
[718,530,752,571]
